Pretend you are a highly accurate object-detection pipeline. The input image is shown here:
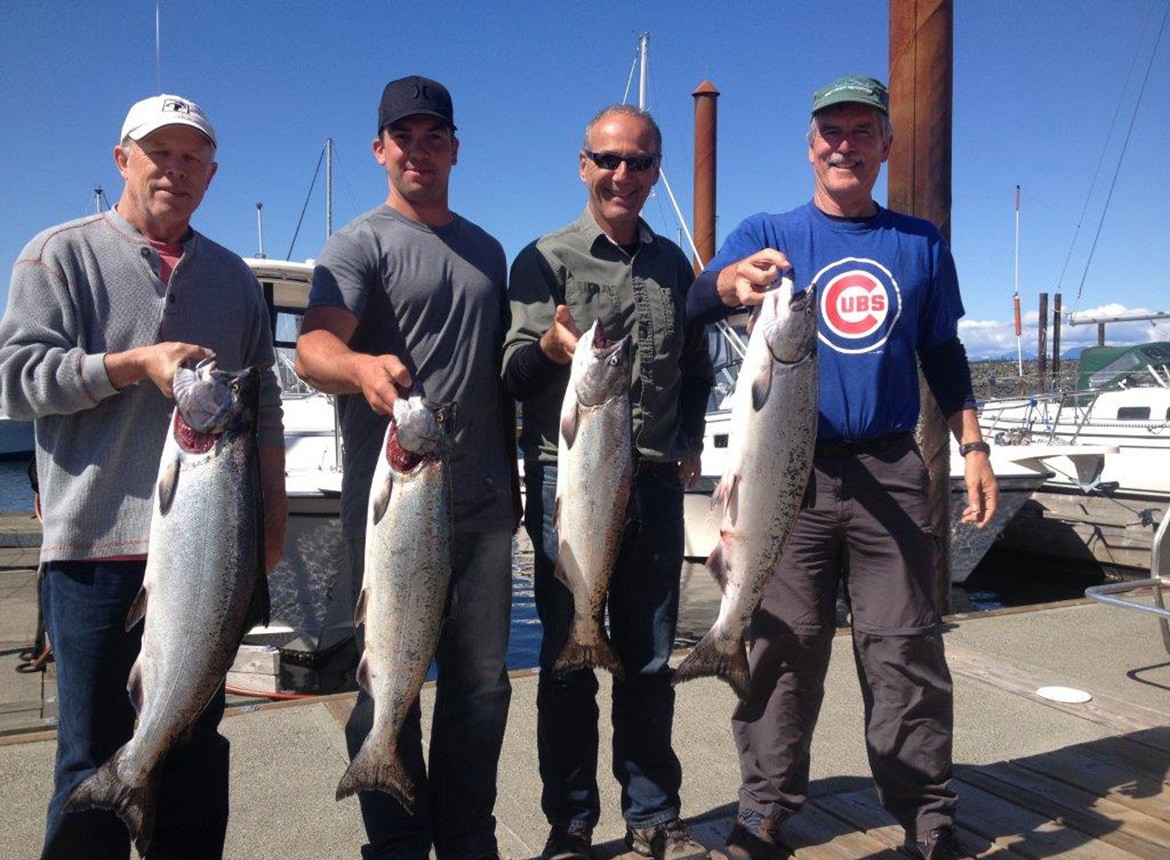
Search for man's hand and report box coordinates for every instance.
[961,451,998,528]
[678,450,702,489]
[539,304,582,365]
[105,342,215,398]
[716,249,792,309]
[354,353,413,416]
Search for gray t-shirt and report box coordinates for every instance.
[309,205,512,537]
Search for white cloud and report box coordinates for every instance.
[958,304,1170,360]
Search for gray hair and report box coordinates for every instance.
[806,110,893,145]
[583,104,663,156]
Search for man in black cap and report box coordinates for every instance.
[296,75,516,860]
[687,75,995,860]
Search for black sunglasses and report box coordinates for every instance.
[582,149,659,172]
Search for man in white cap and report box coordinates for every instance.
[0,94,287,859]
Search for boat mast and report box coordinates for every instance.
[1013,185,1023,380]
[256,203,266,259]
[326,137,334,239]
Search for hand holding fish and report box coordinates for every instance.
[540,304,582,365]
[715,249,793,310]
[105,341,215,397]
[355,353,413,415]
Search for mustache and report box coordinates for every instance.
[827,153,863,167]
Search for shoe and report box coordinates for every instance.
[541,825,593,860]
[722,810,791,860]
[903,825,972,860]
[626,817,709,860]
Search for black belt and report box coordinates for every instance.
[815,431,913,457]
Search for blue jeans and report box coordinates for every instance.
[344,528,513,860]
[526,463,684,830]
[40,560,229,860]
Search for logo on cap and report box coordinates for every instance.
[161,98,192,115]
[816,258,901,353]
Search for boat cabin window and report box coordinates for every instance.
[1117,406,1150,421]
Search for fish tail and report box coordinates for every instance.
[672,632,751,701]
[335,736,415,814]
[552,626,624,680]
[63,754,156,857]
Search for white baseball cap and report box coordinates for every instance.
[120,94,216,147]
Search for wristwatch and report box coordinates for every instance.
[959,440,991,457]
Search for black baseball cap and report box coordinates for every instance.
[378,75,456,133]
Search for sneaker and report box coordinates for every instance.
[722,810,791,860]
[541,825,593,860]
[626,817,709,860]
[903,825,972,860]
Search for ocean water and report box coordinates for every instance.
[0,459,1100,682]
[0,458,34,512]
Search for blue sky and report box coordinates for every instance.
[2,1,1167,359]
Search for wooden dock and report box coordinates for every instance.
[2,508,1168,858]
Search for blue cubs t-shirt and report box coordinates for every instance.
[704,202,964,441]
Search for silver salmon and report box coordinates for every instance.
[335,395,456,813]
[672,278,817,699]
[552,319,633,676]
[64,360,268,857]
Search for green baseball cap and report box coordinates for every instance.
[810,76,889,116]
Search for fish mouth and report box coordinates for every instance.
[387,424,428,472]
[174,410,218,455]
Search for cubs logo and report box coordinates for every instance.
[815,257,901,354]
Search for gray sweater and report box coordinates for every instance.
[0,209,282,561]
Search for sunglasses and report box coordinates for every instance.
[582,149,659,172]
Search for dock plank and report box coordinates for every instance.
[945,643,1168,736]
[959,762,1170,860]
[949,778,1135,859]
[813,787,1021,858]
[1012,746,1170,824]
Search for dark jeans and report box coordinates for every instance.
[526,462,685,831]
[731,438,956,839]
[344,528,513,860]
[40,560,229,860]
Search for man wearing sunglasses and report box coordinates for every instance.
[504,105,714,860]
[687,76,995,860]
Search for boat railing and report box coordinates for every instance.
[1085,500,1170,654]
[982,388,1102,446]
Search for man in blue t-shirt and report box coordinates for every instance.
[687,76,997,860]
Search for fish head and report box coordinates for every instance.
[571,319,632,407]
[172,359,259,452]
[387,394,456,473]
[758,278,818,365]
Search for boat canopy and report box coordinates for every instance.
[1077,342,1170,390]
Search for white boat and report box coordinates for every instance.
[242,258,352,664]
[972,341,1170,572]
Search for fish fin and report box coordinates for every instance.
[335,734,415,813]
[246,567,270,629]
[355,653,371,695]
[750,363,774,412]
[560,403,579,449]
[157,457,180,516]
[552,554,574,592]
[64,752,157,858]
[127,660,143,714]
[671,632,751,701]
[552,623,624,680]
[124,587,148,632]
[370,476,392,526]
[353,588,369,627]
[706,542,730,593]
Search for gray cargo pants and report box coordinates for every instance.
[730,433,956,840]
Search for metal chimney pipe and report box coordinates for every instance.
[692,80,720,273]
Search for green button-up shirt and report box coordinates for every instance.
[504,208,714,466]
